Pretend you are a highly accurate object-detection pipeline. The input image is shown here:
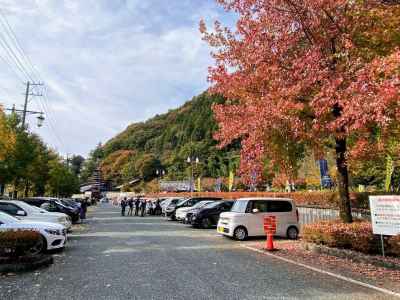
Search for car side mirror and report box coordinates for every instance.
[252,208,259,214]
[16,210,26,216]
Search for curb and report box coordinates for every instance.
[302,242,400,271]
[242,245,400,298]
[0,255,54,273]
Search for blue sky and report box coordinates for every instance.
[0,0,235,157]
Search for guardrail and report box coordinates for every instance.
[297,206,370,225]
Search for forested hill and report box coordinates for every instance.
[95,92,240,187]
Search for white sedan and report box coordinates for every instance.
[0,211,67,254]
[0,200,72,230]
[175,201,215,222]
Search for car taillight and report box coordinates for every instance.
[296,209,299,223]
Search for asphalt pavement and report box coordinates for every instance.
[0,203,395,300]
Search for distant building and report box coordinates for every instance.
[80,167,112,195]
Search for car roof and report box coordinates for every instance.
[236,197,294,202]
[0,199,24,204]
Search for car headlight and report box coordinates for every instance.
[45,229,61,235]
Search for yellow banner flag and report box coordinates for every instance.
[228,170,234,191]
[197,177,201,192]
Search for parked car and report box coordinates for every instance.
[161,198,184,215]
[217,198,299,241]
[0,200,72,230]
[23,197,80,223]
[165,197,222,220]
[189,200,234,228]
[175,200,215,222]
[61,198,81,209]
[0,211,67,254]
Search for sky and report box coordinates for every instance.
[0,0,235,157]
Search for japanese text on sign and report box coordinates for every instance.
[369,196,400,236]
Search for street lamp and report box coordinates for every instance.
[156,169,166,193]
[187,156,199,195]
[37,113,45,127]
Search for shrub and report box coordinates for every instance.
[388,235,400,257]
[302,220,382,254]
[0,230,42,258]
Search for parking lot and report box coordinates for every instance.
[0,203,392,300]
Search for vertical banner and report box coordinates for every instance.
[228,170,234,192]
[385,155,394,192]
[215,177,222,192]
[196,177,201,192]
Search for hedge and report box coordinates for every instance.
[302,220,400,256]
[0,230,42,258]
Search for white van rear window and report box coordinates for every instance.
[231,200,248,213]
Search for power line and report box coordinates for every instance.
[0,9,41,81]
[0,10,68,154]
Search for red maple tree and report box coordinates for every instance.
[201,0,400,222]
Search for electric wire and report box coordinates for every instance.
[0,10,67,153]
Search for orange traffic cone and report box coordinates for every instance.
[265,233,274,251]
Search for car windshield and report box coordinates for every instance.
[176,199,187,206]
[192,201,214,209]
[10,201,34,213]
[231,200,248,213]
[29,205,48,213]
[203,201,221,209]
[0,211,20,223]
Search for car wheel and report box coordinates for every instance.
[201,218,212,229]
[25,235,46,256]
[287,226,299,240]
[233,226,248,241]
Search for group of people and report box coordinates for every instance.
[120,197,162,217]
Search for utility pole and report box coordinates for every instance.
[21,81,30,127]
[4,81,45,128]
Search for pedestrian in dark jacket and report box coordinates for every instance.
[80,198,88,220]
[140,199,146,217]
[135,197,140,216]
[121,198,127,216]
[128,198,134,216]
[155,199,162,216]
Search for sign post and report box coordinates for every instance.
[264,216,277,251]
[369,196,400,257]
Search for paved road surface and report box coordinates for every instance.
[0,203,395,300]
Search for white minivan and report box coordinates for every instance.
[217,198,299,241]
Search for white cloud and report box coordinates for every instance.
[0,0,234,156]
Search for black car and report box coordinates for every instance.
[190,200,234,228]
[165,197,222,220]
[23,197,81,223]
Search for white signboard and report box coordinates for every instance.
[369,196,400,236]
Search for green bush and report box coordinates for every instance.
[302,221,382,254]
[388,235,400,257]
[0,230,41,258]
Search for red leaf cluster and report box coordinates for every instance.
[201,0,400,183]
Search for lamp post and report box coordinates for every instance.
[156,169,166,193]
[187,156,199,196]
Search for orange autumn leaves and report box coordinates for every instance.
[0,107,15,161]
[201,0,400,183]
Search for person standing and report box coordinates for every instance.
[80,198,88,221]
[140,198,146,217]
[121,198,127,216]
[135,197,140,216]
[128,198,134,216]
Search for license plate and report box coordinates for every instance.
[218,226,224,233]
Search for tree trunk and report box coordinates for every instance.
[335,137,353,223]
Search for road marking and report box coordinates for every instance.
[69,231,219,238]
[86,222,184,226]
[242,245,400,298]
[103,244,238,254]
[88,217,166,221]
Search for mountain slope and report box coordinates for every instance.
[100,92,240,187]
